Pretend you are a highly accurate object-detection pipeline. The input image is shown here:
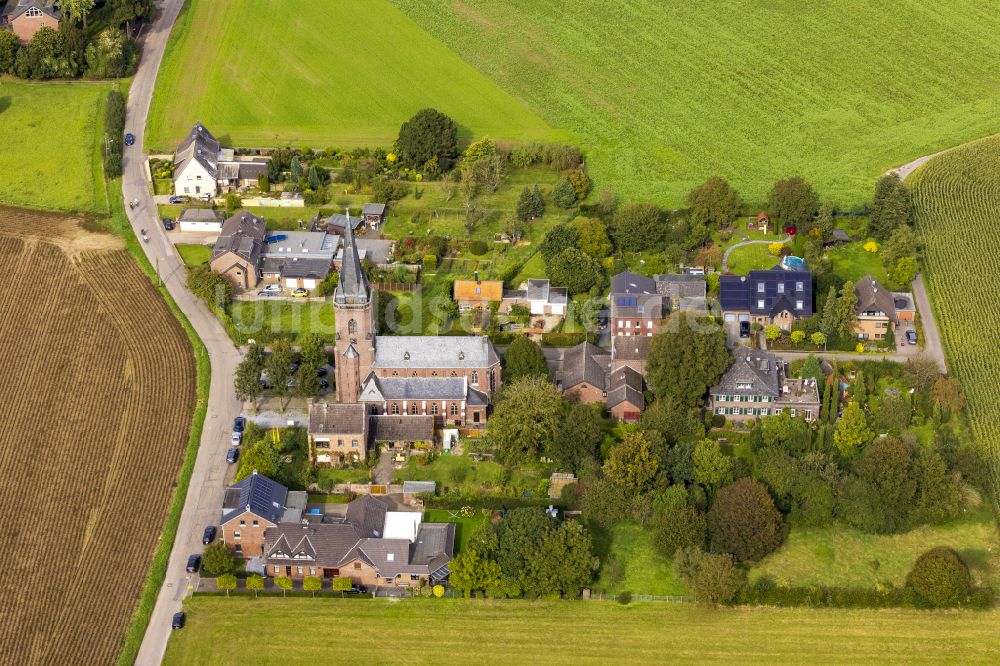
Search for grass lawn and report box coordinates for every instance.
[593,523,685,597]
[164,596,1000,664]
[750,511,1000,590]
[828,241,892,286]
[394,453,550,497]
[147,0,560,151]
[424,509,490,554]
[228,299,336,343]
[0,80,111,212]
[394,0,1000,207]
[315,466,371,486]
[726,243,782,274]
[176,243,212,268]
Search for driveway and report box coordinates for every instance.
[122,3,245,665]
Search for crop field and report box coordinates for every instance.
[0,207,195,664]
[909,135,1000,507]
[146,0,559,151]
[392,0,1000,206]
[166,597,1000,664]
[0,81,110,212]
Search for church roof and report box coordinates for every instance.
[335,207,370,305]
[373,336,500,369]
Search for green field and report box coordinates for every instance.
[165,597,1000,664]
[146,0,559,151]
[0,81,110,212]
[176,243,212,267]
[228,299,336,343]
[391,0,1000,205]
[593,523,685,597]
[910,135,1000,507]
[751,513,1000,590]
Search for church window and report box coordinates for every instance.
[471,371,479,386]
[450,403,459,416]
[391,404,399,415]
[410,404,418,415]
[430,403,438,415]
[348,319,357,334]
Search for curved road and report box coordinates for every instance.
[122,2,243,664]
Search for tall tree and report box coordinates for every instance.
[234,343,266,408]
[604,430,660,496]
[487,377,566,465]
[395,108,458,167]
[610,202,664,251]
[549,402,604,473]
[539,224,580,262]
[687,176,742,229]
[545,247,603,294]
[820,285,839,338]
[502,336,549,382]
[833,401,872,458]
[61,0,95,30]
[520,521,597,597]
[767,176,819,231]
[673,547,744,604]
[834,280,858,338]
[646,314,730,410]
[707,478,787,563]
[266,338,294,410]
[571,216,612,259]
[868,174,913,240]
[693,438,733,492]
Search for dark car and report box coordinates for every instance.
[124,133,135,146]
[162,217,175,231]
[906,329,918,345]
[168,195,186,204]
[739,321,751,338]
[290,361,301,373]
[171,612,185,630]
[202,526,217,545]
[233,416,246,433]
[316,366,328,377]
[185,554,201,573]
[319,378,330,389]
[346,584,369,595]
[226,447,239,464]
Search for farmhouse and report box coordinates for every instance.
[263,494,454,588]
[177,208,225,233]
[719,264,813,330]
[610,271,666,337]
[2,0,59,42]
[172,122,270,196]
[219,471,307,558]
[547,340,648,422]
[453,277,503,310]
[709,348,820,422]
[209,210,266,290]
[853,275,914,341]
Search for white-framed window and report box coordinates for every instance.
[757,299,765,309]
[757,283,765,293]
[351,439,358,448]
[715,407,724,414]
[647,321,653,328]
[252,520,258,526]
[430,403,438,415]
[774,408,783,415]
[26,7,41,17]
[805,410,813,419]
[183,187,190,194]
[315,438,330,449]
[625,320,631,328]
[310,567,316,575]
[410,403,418,415]
[239,520,246,526]
[796,300,804,310]
[297,567,303,575]
[790,409,797,417]
[796,282,804,291]
[471,371,479,386]
[337,438,344,448]
[777,283,785,293]
[617,320,623,328]
[450,403,458,416]
[274,566,281,574]
[234,531,241,539]
[391,404,399,415]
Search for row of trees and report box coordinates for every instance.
[234,336,330,410]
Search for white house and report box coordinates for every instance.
[173,122,219,197]
[177,208,225,233]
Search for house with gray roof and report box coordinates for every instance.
[263,493,454,587]
[360,373,488,426]
[655,273,707,312]
[219,471,307,557]
[501,279,569,318]
[853,274,904,342]
[372,335,501,399]
[362,203,387,229]
[610,271,666,336]
[177,208,225,233]
[173,122,271,196]
[308,403,369,465]
[719,264,813,330]
[3,0,59,42]
[606,365,645,422]
[259,231,337,290]
[709,348,820,423]
[209,210,266,290]
[547,341,648,422]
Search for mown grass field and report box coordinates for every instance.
[0,207,195,665]
[392,0,1000,206]
[165,597,1000,664]
[751,512,1000,590]
[228,299,336,343]
[146,0,559,151]
[910,135,1000,508]
[0,81,110,212]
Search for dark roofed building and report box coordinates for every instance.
[345,495,389,539]
[611,335,652,376]
[173,121,221,196]
[854,274,898,341]
[177,208,225,232]
[370,415,435,444]
[219,471,306,557]
[553,342,610,403]
[719,264,813,330]
[334,211,370,306]
[610,271,665,336]
[209,210,266,290]
[655,273,707,311]
[3,0,59,42]
[606,366,644,422]
[709,348,820,423]
[308,403,370,465]
[362,203,387,229]
[360,373,488,426]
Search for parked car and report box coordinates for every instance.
[161,217,174,231]
[200,192,213,201]
[168,195,186,204]
[316,366,328,377]
[171,612,185,630]
[290,361,301,373]
[202,526,217,545]
[906,329,918,345]
[231,431,242,445]
[739,321,751,338]
[258,284,281,297]
[185,554,201,573]
[226,447,239,464]
[124,133,135,146]
[319,378,330,389]
[292,288,309,298]
[346,584,368,595]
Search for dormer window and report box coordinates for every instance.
[777,284,784,294]
[26,7,41,16]
[736,382,753,390]
[757,283,765,293]
[403,351,410,361]
[757,299,765,309]
[796,300,804,310]
[796,282,804,291]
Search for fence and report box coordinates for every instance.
[374,282,418,292]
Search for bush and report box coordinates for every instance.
[85,27,138,78]
[102,90,126,179]
[423,254,438,269]
[552,178,578,208]
[468,240,489,256]
[201,541,234,576]
[906,547,971,608]
[673,547,744,605]
[395,108,458,168]
[652,505,707,559]
[616,591,632,605]
[708,478,786,563]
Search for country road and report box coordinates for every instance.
[121,2,243,665]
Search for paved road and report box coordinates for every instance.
[910,273,946,373]
[122,2,244,665]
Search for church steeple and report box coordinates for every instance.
[335,207,369,305]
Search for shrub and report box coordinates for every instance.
[395,108,458,168]
[708,478,787,563]
[201,541,234,576]
[864,240,879,253]
[673,547,744,605]
[616,591,632,605]
[906,547,971,607]
[652,505,707,559]
[468,240,489,256]
[422,254,437,269]
[552,178,578,208]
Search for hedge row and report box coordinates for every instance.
[736,578,995,610]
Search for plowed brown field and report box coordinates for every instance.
[0,206,195,665]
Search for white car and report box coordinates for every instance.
[231,431,242,446]
[258,284,281,296]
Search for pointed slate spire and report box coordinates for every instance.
[335,206,369,305]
